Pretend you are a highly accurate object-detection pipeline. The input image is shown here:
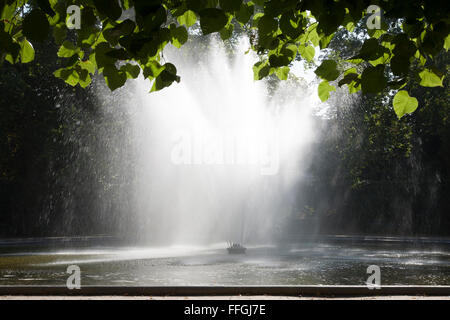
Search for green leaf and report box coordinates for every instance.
[307,25,320,46]
[258,15,278,36]
[420,30,443,57]
[103,19,136,46]
[57,40,79,58]
[103,65,127,91]
[93,42,116,71]
[142,6,167,32]
[418,68,444,87]
[143,60,164,79]
[338,72,358,87]
[348,78,361,94]
[219,0,242,12]
[392,34,416,59]
[78,69,92,88]
[23,9,50,42]
[120,63,140,79]
[390,54,409,76]
[1,2,17,21]
[53,23,67,45]
[79,27,99,48]
[105,48,130,60]
[353,38,385,61]
[252,12,264,27]
[81,7,98,28]
[2,34,21,64]
[80,60,96,74]
[219,22,234,40]
[54,68,79,86]
[319,33,334,49]
[93,0,122,21]
[444,34,450,51]
[393,90,418,118]
[177,10,197,28]
[151,63,180,92]
[340,68,361,93]
[37,0,55,17]
[20,39,34,63]
[253,60,270,80]
[315,60,339,81]
[298,45,315,62]
[268,43,297,67]
[318,80,336,102]
[199,8,228,35]
[269,54,289,67]
[120,0,132,10]
[235,1,254,25]
[186,0,209,11]
[279,12,302,39]
[169,24,188,48]
[361,65,386,94]
[275,66,290,80]
[342,13,355,32]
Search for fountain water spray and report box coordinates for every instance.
[101,37,319,246]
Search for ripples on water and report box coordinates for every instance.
[1,241,449,286]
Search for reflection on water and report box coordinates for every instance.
[1,240,450,286]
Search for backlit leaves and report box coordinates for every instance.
[275,66,290,80]
[169,24,188,48]
[19,39,34,63]
[298,45,315,62]
[177,10,197,27]
[393,90,418,119]
[219,20,234,40]
[418,68,444,87]
[103,65,127,91]
[57,41,80,58]
[279,12,303,40]
[93,0,122,21]
[352,38,385,61]
[54,68,80,87]
[199,8,228,35]
[0,0,448,119]
[318,80,336,102]
[151,63,180,92]
[315,60,339,81]
[235,1,254,25]
[253,60,270,80]
[121,63,141,79]
[444,34,450,51]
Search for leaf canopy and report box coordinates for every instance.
[0,0,448,117]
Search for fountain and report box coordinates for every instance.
[111,36,318,247]
[1,36,449,289]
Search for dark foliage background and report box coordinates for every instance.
[0,31,449,239]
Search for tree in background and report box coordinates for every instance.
[0,27,137,237]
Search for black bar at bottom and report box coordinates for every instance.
[0,285,449,296]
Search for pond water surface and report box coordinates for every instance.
[1,239,449,286]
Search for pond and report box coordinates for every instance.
[1,238,449,286]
